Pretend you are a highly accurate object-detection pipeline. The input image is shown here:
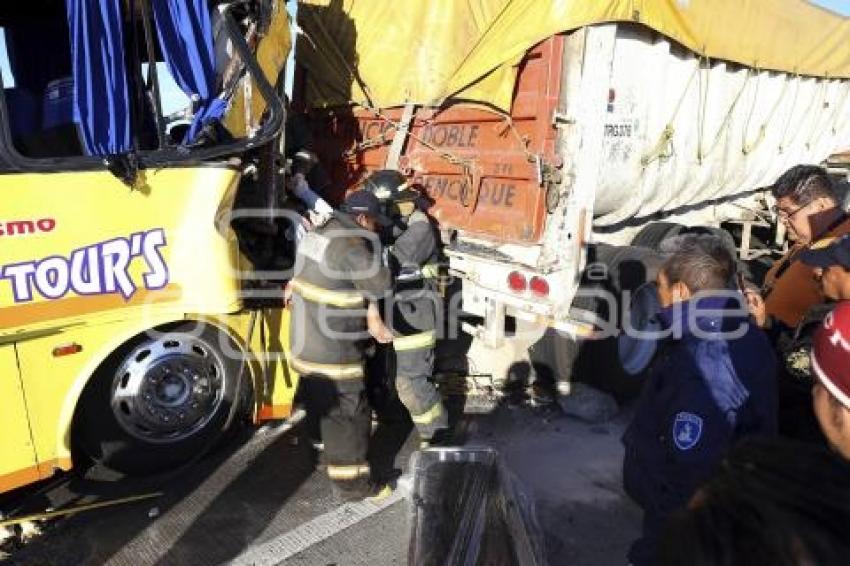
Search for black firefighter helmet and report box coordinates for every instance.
[362,169,419,204]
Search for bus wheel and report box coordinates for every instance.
[75,323,245,475]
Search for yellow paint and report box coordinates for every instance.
[0,167,245,337]
[208,309,299,423]
[15,315,186,467]
[258,308,298,420]
[0,166,297,493]
[0,345,38,488]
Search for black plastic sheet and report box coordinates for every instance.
[408,447,545,565]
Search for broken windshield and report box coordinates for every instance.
[0,0,286,170]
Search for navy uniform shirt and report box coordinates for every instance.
[622,295,778,517]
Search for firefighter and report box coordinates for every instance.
[287,189,394,500]
[364,170,449,443]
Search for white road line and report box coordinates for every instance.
[112,411,305,566]
[228,479,410,566]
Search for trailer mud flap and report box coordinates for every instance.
[408,447,544,565]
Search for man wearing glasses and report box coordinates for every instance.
[747,165,850,333]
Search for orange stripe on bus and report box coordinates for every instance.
[258,403,292,421]
[0,458,72,494]
[0,284,183,330]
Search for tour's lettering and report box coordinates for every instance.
[1,228,169,303]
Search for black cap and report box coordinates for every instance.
[800,234,850,268]
[341,190,393,226]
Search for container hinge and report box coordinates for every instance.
[552,110,576,126]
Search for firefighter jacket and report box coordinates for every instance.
[389,209,441,337]
[288,213,392,379]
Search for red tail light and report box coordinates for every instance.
[529,276,550,297]
[507,271,527,292]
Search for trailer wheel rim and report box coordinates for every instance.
[110,331,227,443]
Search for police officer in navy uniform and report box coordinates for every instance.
[287,189,395,500]
[622,235,777,565]
[364,170,449,443]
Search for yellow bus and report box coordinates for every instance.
[0,0,296,492]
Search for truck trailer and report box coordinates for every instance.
[292,0,850,394]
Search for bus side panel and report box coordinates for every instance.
[12,310,297,477]
[0,344,40,492]
[298,35,564,244]
[206,310,299,422]
[0,167,245,339]
[14,315,187,473]
[255,308,298,420]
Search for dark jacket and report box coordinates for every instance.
[623,295,778,518]
[288,213,392,369]
[389,209,440,335]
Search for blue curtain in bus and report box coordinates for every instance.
[66,0,132,155]
[152,0,223,143]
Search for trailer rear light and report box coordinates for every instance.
[507,271,527,292]
[529,276,550,297]
[53,343,83,357]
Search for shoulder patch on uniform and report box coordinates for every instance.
[673,412,703,451]
[298,232,330,263]
[811,236,837,250]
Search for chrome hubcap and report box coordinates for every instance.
[110,332,226,443]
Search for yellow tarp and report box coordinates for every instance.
[296,0,850,112]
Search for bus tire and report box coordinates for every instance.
[74,322,244,476]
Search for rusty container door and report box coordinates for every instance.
[297,35,565,245]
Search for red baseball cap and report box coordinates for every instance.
[812,302,850,409]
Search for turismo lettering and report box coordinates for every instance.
[0,217,56,237]
[0,228,168,303]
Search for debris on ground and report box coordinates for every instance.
[556,383,620,424]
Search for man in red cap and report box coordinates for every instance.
[810,302,850,460]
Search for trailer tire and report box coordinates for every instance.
[576,245,661,400]
[680,225,736,252]
[532,245,661,400]
[74,323,244,476]
[630,222,685,250]
[633,223,748,280]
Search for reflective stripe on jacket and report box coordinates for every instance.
[288,214,392,369]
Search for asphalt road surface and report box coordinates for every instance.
[2,399,641,566]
